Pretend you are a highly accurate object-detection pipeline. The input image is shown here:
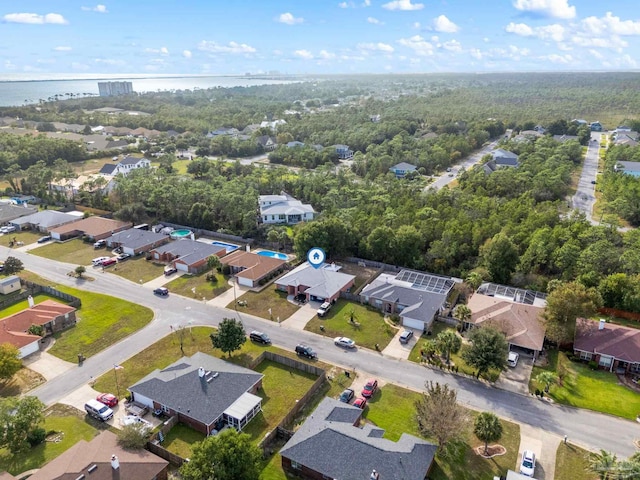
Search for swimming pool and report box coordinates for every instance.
[257,250,289,261]
[170,229,192,239]
[211,241,240,253]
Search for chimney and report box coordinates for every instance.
[599,319,606,330]
[111,455,119,470]
[370,469,380,480]
[198,367,205,378]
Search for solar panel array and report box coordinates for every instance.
[396,270,455,294]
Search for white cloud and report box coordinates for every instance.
[382,0,424,11]
[398,35,434,55]
[338,1,352,7]
[582,12,640,36]
[3,12,68,24]
[94,58,126,66]
[358,42,394,52]
[144,47,169,55]
[433,15,459,33]
[413,22,421,29]
[543,53,573,64]
[367,17,383,25]
[505,22,564,41]
[363,0,371,6]
[505,22,534,36]
[294,49,314,59]
[198,41,257,54]
[470,49,483,60]
[319,50,335,59]
[278,12,303,25]
[182,50,192,58]
[588,49,604,60]
[82,4,108,13]
[442,40,463,52]
[570,34,627,49]
[4,61,16,70]
[71,62,90,71]
[513,0,576,19]
[54,46,72,51]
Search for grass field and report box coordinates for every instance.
[32,238,101,266]
[555,442,598,480]
[0,293,61,316]
[0,230,44,248]
[109,256,165,283]
[165,270,230,301]
[162,423,206,459]
[305,299,396,350]
[231,287,300,321]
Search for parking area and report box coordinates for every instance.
[517,424,560,480]
[495,352,534,395]
[381,327,420,360]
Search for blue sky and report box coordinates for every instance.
[1,0,639,75]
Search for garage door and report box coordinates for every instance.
[238,277,253,288]
[176,262,189,272]
[19,341,40,359]
[402,317,424,331]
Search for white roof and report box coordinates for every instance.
[223,392,262,420]
[278,262,355,299]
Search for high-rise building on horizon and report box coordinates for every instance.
[98,81,134,97]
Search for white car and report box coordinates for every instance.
[121,415,153,431]
[520,450,536,477]
[507,351,520,368]
[92,256,111,266]
[1,225,16,233]
[317,302,332,317]
[334,337,356,349]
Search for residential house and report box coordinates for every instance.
[49,216,131,241]
[220,250,286,288]
[514,130,543,142]
[129,352,263,435]
[104,228,170,255]
[102,126,133,136]
[467,283,547,358]
[111,155,152,176]
[370,114,381,123]
[0,430,169,480]
[0,299,77,358]
[10,210,78,233]
[389,162,417,178]
[612,131,640,147]
[10,194,37,206]
[256,135,277,151]
[276,262,355,303]
[84,134,130,152]
[280,397,437,480]
[361,270,457,332]
[0,275,21,295]
[0,204,38,224]
[574,318,640,374]
[150,239,227,274]
[286,140,305,148]
[334,144,354,159]
[614,161,640,177]
[533,125,546,134]
[49,173,116,200]
[260,119,286,130]
[572,119,588,126]
[130,127,162,139]
[259,193,316,224]
[491,148,520,167]
[206,127,239,138]
[590,121,603,132]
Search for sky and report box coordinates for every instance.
[1,0,640,76]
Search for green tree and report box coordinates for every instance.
[75,265,86,278]
[480,233,519,284]
[0,396,45,453]
[179,428,261,480]
[462,327,508,379]
[3,256,23,275]
[435,330,462,365]
[465,271,483,293]
[207,255,221,271]
[0,343,22,382]
[415,381,468,451]
[473,412,503,455]
[210,318,246,357]
[453,304,472,331]
[535,371,557,393]
[117,423,150,449]
[588,450,618,480]
[544,282,602,345]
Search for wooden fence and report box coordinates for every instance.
[21,280,82,308]
[598,307,640,322]
[146,415,185,466]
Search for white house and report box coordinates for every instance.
[259,193,316,224]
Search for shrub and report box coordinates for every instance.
[222,265,231,275]
[27,427,47,446]
[588,360,598,370]
[389,314,401,325]
[28,324,44,336]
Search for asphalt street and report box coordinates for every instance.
[571,132,601,223]
[7,247,639,457]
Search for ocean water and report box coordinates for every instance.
[0,74,297,107]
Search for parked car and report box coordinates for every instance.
[0,225,16,234]
[339,388,354,403]
[93,239,106,248]
[399,329,414,344]
[100,258,117,267]
[507,351,520,368]
[96,393,118,408]
[361,378,378,398]
[295,344,317,359]
[37,235,51,244]
[92,256,110,266]
[520,450,536,477]
[85,399,113,422]
[353,397,367,409]
[120,415,153,432]
[153,287,169,296]
[334,337,356,349]
[317,302,332,317]
[591,180,597,184]
[164,266,177,276]
[117,253,131,262]
[249,330,271,345]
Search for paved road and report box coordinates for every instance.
[571,132,602,223]
[8,247,640,458]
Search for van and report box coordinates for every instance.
[93,240,106,249]
[92,256,110,266]
[85,399,114,422]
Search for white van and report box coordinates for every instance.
[85,399,114,421]
[92,256,110,266]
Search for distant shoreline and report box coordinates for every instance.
[0,74,303,83]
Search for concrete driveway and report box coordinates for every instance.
[381,327,418,360]
[23,350,75,381]
[282,301,318,330]
[495,355,534,395]
[517,424,561,480]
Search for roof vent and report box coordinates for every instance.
[599,319,606,330]
[88,464,98,473]
[198,367,205,378]
[111,455,119,470]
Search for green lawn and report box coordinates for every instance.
[109,256,166,283]
[555,442,598,480]
[32,238,101,266]
[0,230,44,247]
[230,287,300,322]
[530,350,640,420]
[0,293,61,316]
[47,285,154,362]
[305,299,396,350]
[162,423,206,459]
[0,404,98,475]
[165,270,231,301]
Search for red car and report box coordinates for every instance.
[96,393,118,408]
[353,397,367,409]
[361,378,378,398]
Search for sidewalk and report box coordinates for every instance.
[207,280,247,308]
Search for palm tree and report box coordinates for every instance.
[453,304,472,332]
[535,371,557,393]
[435,330,462,365]
[344,308,358,325]
[465,271,483,293]
[474,412,503,455]
[588,450,618,480]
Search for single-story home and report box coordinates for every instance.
[9,210,78,233]
[360,270,458,332]
[259,192,316,224]
[280,397,437,480]
[491,148,520,167]
[10,195,37,206]
[0,430,168,480]
[0,204,38,224]
[574,318,640,374]
[220,250,286,288]
[0,299,77,358]
[276,262,355,303]
[129,352,263,435]
[0,275,21,295]
[104,228,170,255]
[467,283,547,358]
[49,216,131,241]
[614,161,640,177]
[150,239,227,274]
[389,162,417,178]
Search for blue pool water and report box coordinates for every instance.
[258,250,289,261]
[211,241,240,253]
[170,229,192,239]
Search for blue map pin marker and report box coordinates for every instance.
[307,247,326,269]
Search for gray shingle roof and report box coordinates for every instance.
[99,164,117,175]
[105,228,168,250]
[280,398,436,480]
[390,162,417,171]
[152,239,226,265]
[129,352,263,427]
[492,148,519,166]
[0,204,38,223]
[10,210,77,229]
[277,263,355,299]
[120,155,149,166]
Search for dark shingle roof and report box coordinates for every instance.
[152,239,226,265]
[105,228,168,250]
[99,164,117,175]
[120,155,148,166]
